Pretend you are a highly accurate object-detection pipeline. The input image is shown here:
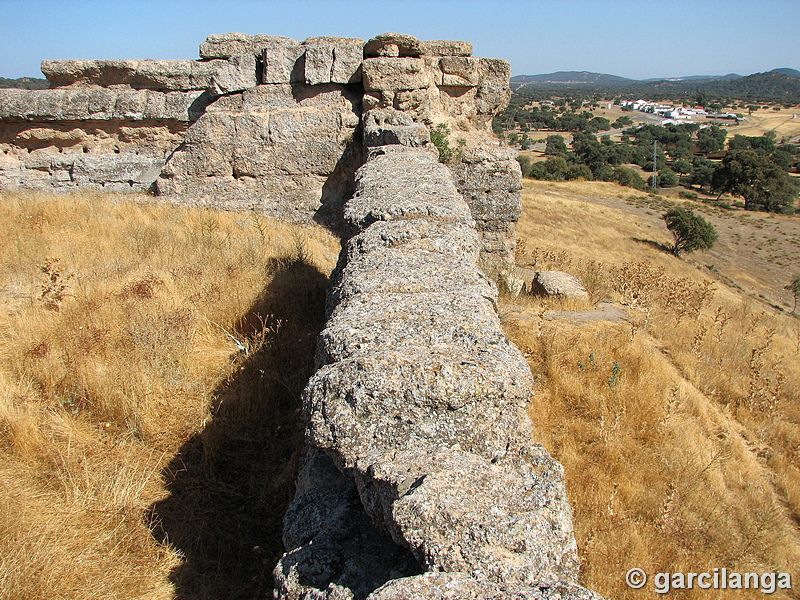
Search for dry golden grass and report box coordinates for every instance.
[0,191,340,600]
[503,181,800,599]
[732,106,800,140]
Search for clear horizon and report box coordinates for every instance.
[1,0,798,80]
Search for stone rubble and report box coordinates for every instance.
[531,271,590,300]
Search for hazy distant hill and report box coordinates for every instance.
[771,67,800,78]
[512,71,633,86]
[512,68,800,102]
[0,77,49,89]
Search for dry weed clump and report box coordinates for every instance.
[504,182,800,599]
[0,191,339,599]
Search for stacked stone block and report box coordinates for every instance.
[0,31,521,274]
[275,130,602,598]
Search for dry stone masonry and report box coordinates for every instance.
[274,114,602,598]
[0,32,603,599]
[0,31,519,274]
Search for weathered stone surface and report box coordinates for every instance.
[199,32,296,59]
[420,40,473,57]
[345,147,473,230]
[316,290,500,365]
[279,142,596,599]
[155,81,361,220]
[363,108,429,148]
[41,59,226,91]
[362,58,431,92]
[329,247,496,303]
[71,153,163,187]
[345,218,481,260]
[364,33,423,57]
[305,343,532,465]
[531,271,589,300]
[0,88,206,122]
[368,572,604,600]
[353,446,580,585]
[208,54,258,95]
[475,58,513,118]
[0,150,163,192]
[274,449,421,600]
[302,37,364,85]
[303,43,337,85]
[450,145,522,222]
[439,56,481,87]
[262,41,305,84]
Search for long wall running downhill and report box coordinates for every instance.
[1,32,604,599]
[273,117,602,600]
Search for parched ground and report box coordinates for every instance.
[503,180,800,600]
[522,180,800,312]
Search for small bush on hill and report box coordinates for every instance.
[663,206,718,256]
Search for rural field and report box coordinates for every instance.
[501,180,800,599]
[1,184,799,599]
[0,192,340,599]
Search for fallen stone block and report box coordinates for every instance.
[531,271,589,300]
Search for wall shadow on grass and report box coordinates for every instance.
[149,256,328,600]
[632,237,674,254]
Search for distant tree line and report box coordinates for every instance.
[494,96,631,139]
[0,77,49,90]
[517,123,800,213]
[511,70,800,104]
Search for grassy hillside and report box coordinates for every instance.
[0,191,340,599]
[501,180,800,599]
[1,186,799,599]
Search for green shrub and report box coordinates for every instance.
[430,123,453,163]
[663,207,718,257]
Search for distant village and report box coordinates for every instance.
[618,99,740,125]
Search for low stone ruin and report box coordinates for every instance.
[0,32,604,599]
[273,72,602,597]
[0,31,520,275]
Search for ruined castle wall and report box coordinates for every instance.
[0,32,520,274]
[274,130,602,599]
[0,31,604,600]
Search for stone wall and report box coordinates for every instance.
[274,122,601,599]
[0,31,604,600]
[0,31,519,274]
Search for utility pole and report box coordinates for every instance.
[652,140,659,191]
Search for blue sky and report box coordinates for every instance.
[1,0,798,80]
